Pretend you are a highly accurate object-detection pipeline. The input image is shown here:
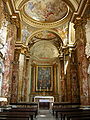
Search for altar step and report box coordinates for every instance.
[34,110,57,120]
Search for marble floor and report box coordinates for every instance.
[34,110,57,120]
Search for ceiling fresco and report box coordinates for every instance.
[21,22,37,43]
[34,31,56,40]
[54,22,69,46]
[21,20,69,46]
[24,0,68,22]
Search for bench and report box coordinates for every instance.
[64,109,90,120]
[52,102,80,115]
[4,107,38,117]
[0,118,28,120]
[55,107,90,120]
[0,112,32,120]
[10,102,38,108]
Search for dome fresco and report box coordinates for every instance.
[30,40,59,59]
[24,0,68,22]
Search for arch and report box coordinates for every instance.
[26,29,63,45]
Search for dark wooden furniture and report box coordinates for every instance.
[53,106,90,120]
[0,112,32,120]
[52,102,81,115]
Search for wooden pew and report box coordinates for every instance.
[56,107,90,120]
[0,112,31,120]
[52,102,80,115]
[55,107,82,119]
[66,113,90,120]
[62,107,90,120]
[4,108,37,119]
[10,102,38,108]
[9,102,38,117]
[0,118,28,120]
[71,117,90,120]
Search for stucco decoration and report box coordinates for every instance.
[85,42,90,58]
[55,22,68,46]
[85,21,90,58]
[24,0,68,22]
[30,40,59,60]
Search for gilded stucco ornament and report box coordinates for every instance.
[85,42,90,58]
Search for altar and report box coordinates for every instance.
[34,96,54,110]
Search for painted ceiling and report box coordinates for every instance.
[12,0,81,61]
[24,0,68,22]
[34,31,56,40]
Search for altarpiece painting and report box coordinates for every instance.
[36,66,53,91]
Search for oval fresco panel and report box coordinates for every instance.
[24,0,68,22]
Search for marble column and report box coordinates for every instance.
[18,52,25,102]
[69,49,80,103]
[10,49,20,103]
[85,19,90,104]
[2,23,17,103]
[65,54,72,102]
[21,53,30,102]
[59,56,66,102]
[74,19,89,105]
[24,56,30,101]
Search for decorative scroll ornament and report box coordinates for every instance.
[85,42,90,58]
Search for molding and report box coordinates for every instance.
[3,0,21,28]
[71,0,89,23]
[21,8,71,28]
[15,42,28,54]
[26,28,63,45]
[16,0,75,11]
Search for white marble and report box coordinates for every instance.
[34,110,57,120]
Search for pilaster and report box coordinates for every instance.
[74,18,89,105]
[69,48,80,103]
[10,49,20,103]
[59,55,65,102]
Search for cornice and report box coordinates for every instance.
[15,42,28,54]
[21,10,71,28]
[3,0,21,28]
[26,28,63,45]
[71,0,89,23]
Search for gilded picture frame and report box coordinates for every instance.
[36,65,53,91]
